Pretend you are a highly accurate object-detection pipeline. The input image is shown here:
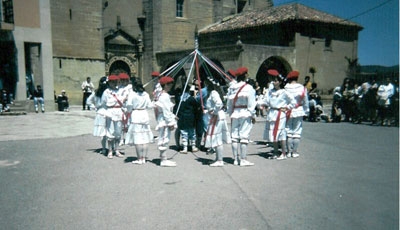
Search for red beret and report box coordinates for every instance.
[108,75,119,81]
[159,76,174,85]
[227,69,236,77]
[267,69,279,77]
[286,71,299,80]
[236,67,248,77]
[119,73,130,80]
[151,71,160,77]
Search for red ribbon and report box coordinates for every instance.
[273,110,282,142]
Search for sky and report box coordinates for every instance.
[274,0,399,67]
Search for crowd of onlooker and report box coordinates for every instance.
[329,77,399,126]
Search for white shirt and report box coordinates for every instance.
[226,81,257,119]
[154,92,177,129]
[81,81,94,93]
[126,91,153,124]
[257,88,296,122]
[284,83,309,117]
[101,88,125,121]
[377,83,395,105]
[87,92,107,116]
[206,90,226,120]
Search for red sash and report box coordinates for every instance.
[272,109,282,142]
[112,93,128,131]
[230,83,247,127]
[286,87,306,120]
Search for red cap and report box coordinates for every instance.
[286,71,299,80]
[267,69,279,77]
[108,75,119,81]
[159,76,174,85]
[119,73,130,80]
[235,67,248,77]
[227,69,236,77]
[151,71,160,77]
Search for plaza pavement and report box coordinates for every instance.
[0,107,398,229]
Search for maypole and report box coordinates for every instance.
[175,51,198,115]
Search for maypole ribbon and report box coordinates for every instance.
[197,51,232,82]
[195,52,204,113]
[175,51,198,116]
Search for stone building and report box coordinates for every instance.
[198,3,363,91]
[111,0,361,93]
[0,0,54,110]
[50,0,105,104]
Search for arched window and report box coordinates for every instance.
[176,0,184,17]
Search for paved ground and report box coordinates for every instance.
[0,108,398,229]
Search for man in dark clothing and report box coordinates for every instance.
[175,85,200,153]
[57,90,69,112]
[33,85,45,113]
[81,77,94,110]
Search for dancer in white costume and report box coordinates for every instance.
[125,83,154,165]
[226,67,256,167]
[154,76,178,167]
[102,75,125,159]
[204,81,231,167]
[87,76,108,155]
[284,71,309,158]
[257,69,296,160]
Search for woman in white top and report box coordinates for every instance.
[204,81,231,167]
[258,70,296,160]
[125,83,154,165]
[87,76,108,155]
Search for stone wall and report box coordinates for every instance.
[53,58,105,105]
[295,32,358,92]
[50,0,104,59]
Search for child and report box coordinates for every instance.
[284,71,309,158]
[226,67,257,166]
[204,80,231,167]
[125,83,154,165]
[87,77,108,154]
[175,85,199,154]
[154,76,178,167]
[102,75,125,159]
[258,69,295,160]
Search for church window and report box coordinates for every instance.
[176,0,184,18]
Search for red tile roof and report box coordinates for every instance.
[200,3,363,34]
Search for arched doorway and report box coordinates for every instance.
[256,56,292,89]
[109,60,131,76]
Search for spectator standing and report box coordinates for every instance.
[81,77,94,110]
[57,90,69,112]
[377,77,395,126]
[33,85,45,113]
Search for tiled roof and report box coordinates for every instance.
[200,3,362,34]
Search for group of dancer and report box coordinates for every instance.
[88,67,309,167]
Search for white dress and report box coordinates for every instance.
[87,92,107,137]
[154,92,177,148]
[226,81,257,143]
[204,90,231,148]
[125,91,154,145]
[258,88,296,142]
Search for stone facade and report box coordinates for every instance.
[50,0,105,104]
[53,57,105,104]
[0,0,55,111]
